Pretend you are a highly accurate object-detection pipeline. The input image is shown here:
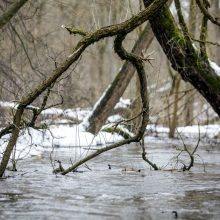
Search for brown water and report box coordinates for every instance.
[0,140,220,220]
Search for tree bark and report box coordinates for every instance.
[143,0,220,117]
[169,76,181,138]
[213,0,220,64]
[0,0,29,29]
[184,0,197,125]
[0,108,24,177]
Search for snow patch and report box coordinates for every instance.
[146,124,220,139]
[0,101,18,109]
[209,60,220,76]
[115,98,131,109]
[157,82,171,93]
[0,124,125,160]
[80,84,111,129]
[192,43,198,51]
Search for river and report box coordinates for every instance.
[0,138,220,220]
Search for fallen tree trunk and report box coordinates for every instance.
[84,23,154,134]
[83,0,174,135]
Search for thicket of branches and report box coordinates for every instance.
[0,0,220,177]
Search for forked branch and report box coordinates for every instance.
[61,32,151,175]
[196,0,220,27]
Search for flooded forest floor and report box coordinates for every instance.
[0,138,220,220]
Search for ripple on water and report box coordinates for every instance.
[0,143,220,220]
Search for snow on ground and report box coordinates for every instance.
[1,122,219,161]
[0,124,124,160]
[41,107,90,121]
[209,60,220,76]
[177,124,220,138]
[1,100,220,161]
[0,101,18,109]
[147,124,220,139]
[114,98,131,109]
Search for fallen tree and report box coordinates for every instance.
[83,22,154,134]
[82,0,173,135]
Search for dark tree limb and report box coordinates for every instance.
[176,125,200,170]
[61,32,150,175]
[174,0,190,40]
[199,2,209,60]
[84,1,173,135]
[191,38,220,47]
[196,0,220,27]
[0,0,29,29]
[0,125,14,138]
[63,26,89,36]
[143,0,220,117]
[141,141,159,170]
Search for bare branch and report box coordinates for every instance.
[174,0,190,40]
[196,0,220,27]
[191,37,220,47]
[0,0,29,29]
[63,25,89,36]
[199,1,209,60]
[61,30,151,175]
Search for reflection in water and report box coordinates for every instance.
[0,142,220,220]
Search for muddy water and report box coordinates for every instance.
[0,140,220,220]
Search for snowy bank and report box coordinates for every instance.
[0,124,125,160]
[147,124,220,139]
[1,99,220,161]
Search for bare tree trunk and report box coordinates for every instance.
[97,43,106,95]
[85,23,154,134]
[184,0,197,125]
[130,75,142,133]
[169,76,181,138]
[213,0,220,64]
[0,108,23,177]
[0,0,29,29]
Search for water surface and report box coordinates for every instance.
[0,141,220,220]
